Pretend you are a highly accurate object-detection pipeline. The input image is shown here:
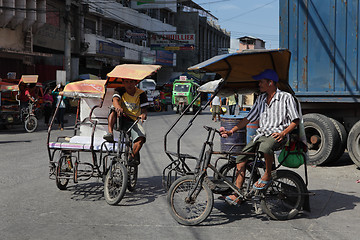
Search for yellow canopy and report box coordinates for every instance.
[19,75,39,84]
[106,64,161,88]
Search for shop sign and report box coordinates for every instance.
[97,41,125,57]
[126,30,147,39]
[151,34,195,46]
[155,50,173,66]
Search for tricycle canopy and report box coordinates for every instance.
[0,82,19,91]
[62,80,107,99]
[189,49,293,95]
[106,64,161,88]
[19,75,39,84]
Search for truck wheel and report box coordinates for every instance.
[347,120,360,168]
[303,114,340,165]
[329,118,347,162]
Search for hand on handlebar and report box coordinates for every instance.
[219,126,232,138]
[115,107,124,116]
[139,113,147,123]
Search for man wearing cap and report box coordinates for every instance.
[220,69,300,205]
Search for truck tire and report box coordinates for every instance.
[347,120,360,168]
[329,118,347,162]
[303,114,340,165]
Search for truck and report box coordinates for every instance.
[280,0,360,166]
[172,76,201,114]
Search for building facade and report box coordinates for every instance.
[1,0,230,85]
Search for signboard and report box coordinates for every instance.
[155,50,173,66]
[56,70,66,86]
[179,76,187,81]
[125,30,147,39]
[150,34,195,50]
[97,41,125,57]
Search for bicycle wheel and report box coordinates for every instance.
[24,115,38,133]
[127,165,138,192]
[154,102,162,112]
[215,162,261,193]
[260,170,306,220]
[104,162,128,205]
[167,175,214,226]
[56,157,71,190]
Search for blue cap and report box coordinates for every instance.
[252,69,279,82]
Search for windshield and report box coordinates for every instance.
[174,84,189,93]
[142,82,156,88]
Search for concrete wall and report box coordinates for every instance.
[0,25,24,50]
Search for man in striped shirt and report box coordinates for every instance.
[220,69,300,205]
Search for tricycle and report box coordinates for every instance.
[47,64,161,205]
[172,76,201,114]
[163,49,311,225]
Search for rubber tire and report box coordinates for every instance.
[24,115,38,133]
[127,165,138,192]
[56,157,70,190]
[178,104,184,114]
[303,113,340,165]
[329,118,347,162]
[260,170,306,220]
[104,162,128,205]
[167,175,214,226]
[347,120,360,168]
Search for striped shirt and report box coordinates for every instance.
[246,89,300,141]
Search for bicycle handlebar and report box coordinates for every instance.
[203,125,221,135]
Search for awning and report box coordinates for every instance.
[188,49,293,95]
[0,82,19,91]
[63,80,106,99]
[106,64,161,88]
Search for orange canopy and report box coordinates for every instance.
[106,64,161,88]
[19,75,39,84]
[63,80,106,98]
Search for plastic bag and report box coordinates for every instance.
[278,140,305,168]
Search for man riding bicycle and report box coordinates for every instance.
[103,79,149,165]
[19,83,37,114]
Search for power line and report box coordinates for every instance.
[220,0,277,23]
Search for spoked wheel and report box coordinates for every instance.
[56,157,72,190]
[215,161,261,193]
[167,175,214,226]
[104,162,128,205]
[127,165,138,192]
[24,115,38,133]
[154,102,162,112]
[260,170,306,220]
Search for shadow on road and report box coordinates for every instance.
[65,176,166,206]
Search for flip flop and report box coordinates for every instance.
[253,179,272,190]
[224,196,242,206]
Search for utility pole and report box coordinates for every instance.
[64,0,71,83]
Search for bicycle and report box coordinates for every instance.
[167,125,308,226]
[21,101,38,133]
[103,115,141,205]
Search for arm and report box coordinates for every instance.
[221,117,250,137]
[139,107,147,122]
[272,119,299,142]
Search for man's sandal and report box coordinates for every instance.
[224,195,242,206]
[253,179,272,190]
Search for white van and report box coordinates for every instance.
[138,79,159,102]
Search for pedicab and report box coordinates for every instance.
[0,81,19,127]
[17,75,44,132]
[163,49,311,225]
[47,64,161,205]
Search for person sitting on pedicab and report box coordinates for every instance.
[19,83,37,112]
[103,78,148,165]
[220,69,300,205]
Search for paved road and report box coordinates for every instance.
[1,109,360,240]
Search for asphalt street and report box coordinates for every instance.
[1,108,360,240]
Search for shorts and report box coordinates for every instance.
[236,135,286,163]
[110,108,146,143]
